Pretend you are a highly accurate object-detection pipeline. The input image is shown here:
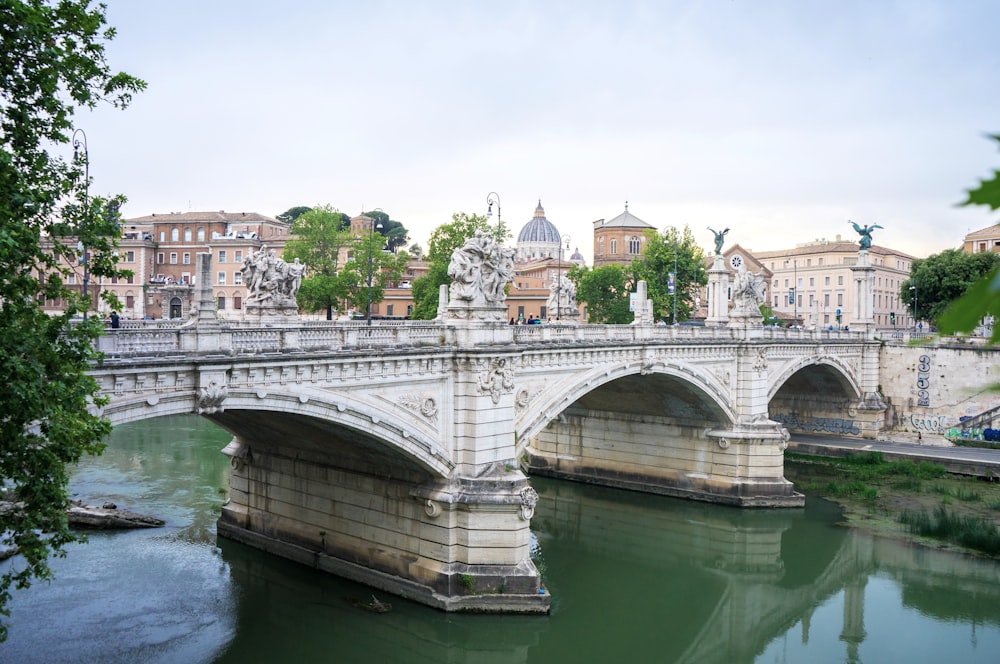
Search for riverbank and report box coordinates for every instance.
[786,452,1000,558]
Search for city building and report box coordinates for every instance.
[752,236,914,330]
[962,223,1000,255]
[592,204,656,267]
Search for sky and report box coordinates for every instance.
[73,0,1000,262]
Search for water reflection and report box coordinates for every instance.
[5,416,1000,664]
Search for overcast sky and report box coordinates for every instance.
[74,0,999,261]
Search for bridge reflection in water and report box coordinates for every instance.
[215,473,1000,664]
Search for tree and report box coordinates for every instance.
[939,134,1000,342]
[568,264,635,324]
[342,234,410,317]
[282,205,356,319]
[410,213,508,319]
[363,209,410,254]
[633,226,708,324]
[0,0,144,641]
[275,206,313,225]
[902,249,1000,324]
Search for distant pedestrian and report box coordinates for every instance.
[110,311,120,329]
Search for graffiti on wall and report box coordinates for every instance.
[915,354,931,407]
[771,413,861,436]
[908,413,950,433]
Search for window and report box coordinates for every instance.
[783,278,789,287]
[824,293,830,306]
[159,231,165,242]
[183,228,192,241]
[818,258,823,266]
[169,252,178,264]
[825,276,830,286]
[387,304,394,316]
[182,253,190,264]
[837,293,844,306]
[597,237,605,254]
[774,296,778,307]
[125,294,134,309]
[217,272,226,285]
[807,259,812,266]
[127,274,134,284]
[610,239,618,254]
[628,236,641,254]
[171,228,179,241]
[125,250,135,262]
[219,250,226,264]
[181,272,190,284]
[234,250,243,263]
[773,279,778,287]
[809,277,814,286]
[234,271,243,285]
[157,252,164,265]
[197,227,205,241]
[234,295,242,310]
[217,296,226,309]
[837,275,844,286]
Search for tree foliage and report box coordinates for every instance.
[410,213,508,319]
[0,0,145,641]
[568,264,635,324]
[939,134,1000,341]
[342,234,409,316]
[902,249,1000,324]
[275,205,313,225]
[633,226,708,324]
[282,205,356,319]
[363,209,409,254]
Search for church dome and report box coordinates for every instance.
[570,247,586,266]
[517,200,561,244]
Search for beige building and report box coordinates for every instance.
[97,211,291,320]
[592,205,656,267]
[962,223,1000,255]
[752,236,914,330]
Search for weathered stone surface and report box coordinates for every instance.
[67,501,164,529]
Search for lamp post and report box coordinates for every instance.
[366,209,385,326]
[910,284,918,335]
[73,128,90,320]
[785,258,798,327]
[556,234,571,320]
[672,232,679,325]
[486,192,501,242]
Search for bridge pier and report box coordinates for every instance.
[217,435,549,614]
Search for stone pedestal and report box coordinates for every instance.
[705,255,730,327]
[850,250,876,334]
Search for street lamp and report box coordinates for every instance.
[671,232,679,325]
[486,192,501,242]
[73,128,90,320]
[366,209,385,326]
[557,234,571,320]
[910,284,918,335]
[785,258,798,328]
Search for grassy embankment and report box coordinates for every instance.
[785,451,1000,557]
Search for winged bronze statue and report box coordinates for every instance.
[848,220,882,250]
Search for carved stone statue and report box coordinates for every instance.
[731,262,767,317]
[708,227,729,255]
[241,244,307,311]
[446,231,515,317]
[546,274,578,318]
[848,220,883,250]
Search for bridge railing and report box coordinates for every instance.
[96,318,872,359]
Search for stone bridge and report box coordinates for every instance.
[85,251,885,614]
[90,315,881,615]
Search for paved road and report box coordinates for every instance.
[788,432,1000,475]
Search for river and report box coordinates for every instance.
[4,415,1000,663]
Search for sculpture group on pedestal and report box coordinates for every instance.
[546,275,578,320]
[731,262,767,318]
[241,245,306,309]
[446,231,516,318]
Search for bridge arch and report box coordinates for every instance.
[101,388,454,478]
[767,355,862,403]
[517,361,736,449]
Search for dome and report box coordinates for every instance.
[570,247,586,266]
[516,200,561,244]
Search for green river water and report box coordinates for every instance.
[4,415,1000,663]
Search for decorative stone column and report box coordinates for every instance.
[630,280,654,326]
[850,249,876,334]
[705,254,730,327]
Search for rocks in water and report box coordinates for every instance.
[67,500,164,529]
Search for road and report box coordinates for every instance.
[787,432,1000,477]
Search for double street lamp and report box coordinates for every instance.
[785,258,798,327]
[556,234,571,320]
[73,128,90,320]
[366,209,385,326]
